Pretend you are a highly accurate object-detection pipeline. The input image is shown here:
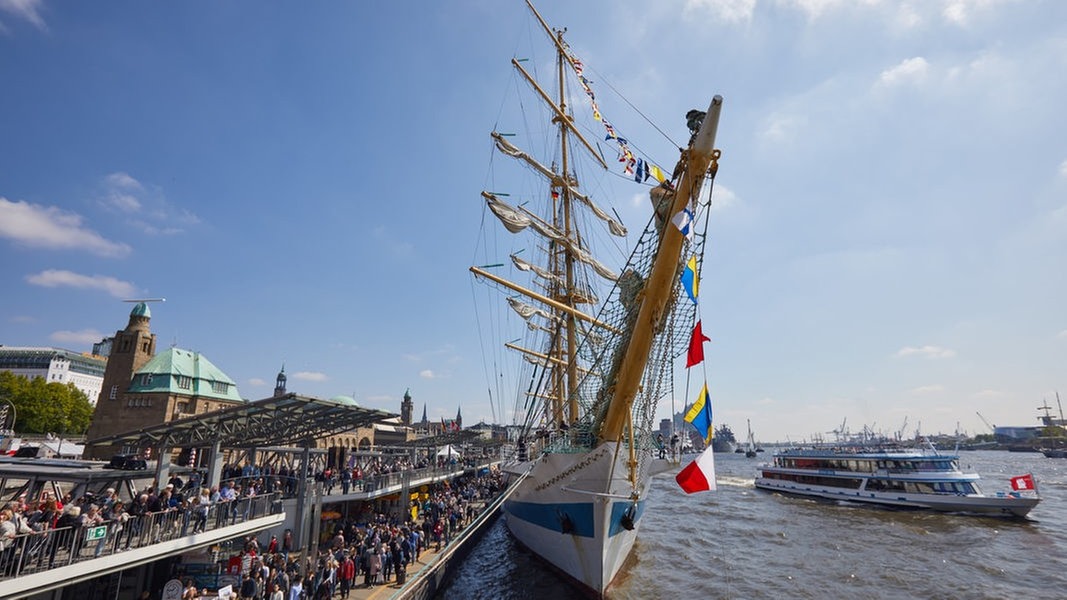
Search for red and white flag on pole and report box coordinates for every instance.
[675,445,717,494]
[1010,473,1036,492]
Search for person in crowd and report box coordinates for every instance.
[104,500,128,554]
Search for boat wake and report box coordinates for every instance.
[716,475,755,489]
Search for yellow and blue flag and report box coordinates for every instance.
[681,255,699,304]
[684,383,713,443]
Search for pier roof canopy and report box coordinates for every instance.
[390,430,482,448]
[86,393,396,450]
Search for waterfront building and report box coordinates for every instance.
[85,302,245,458]
[0,345,107,404]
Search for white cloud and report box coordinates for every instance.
[10,315,35,324]
[420,370,436,379]
[0,0,47,30]
[26,269,138,298]
[99,172,199,235]
[50,329,105,345]
[876,57,929,89]
[759,112,804,145]
[1059,159,1067,178]
[942,0,1015,27]
[684,0,756,23]
[105,172,143,191]
[293,371,328,382]
[910,384,945,394]
[710,183,737,211]
[247,378,266,387]
[0,198,131,257]
[895,345,956,359]
[1057,330,1067,340]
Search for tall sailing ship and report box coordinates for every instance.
[470,2,724,596]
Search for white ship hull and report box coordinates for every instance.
[502,441,649,597]
[755,477,1039,517]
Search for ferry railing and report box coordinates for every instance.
[0,491,281,581]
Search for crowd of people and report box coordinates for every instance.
[0,476,276,579]
[1,450,506,598]
[174,466,506,600]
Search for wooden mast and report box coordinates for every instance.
[554,28,581,429]
[598,96,724,444]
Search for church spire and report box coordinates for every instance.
[274,363,287,397]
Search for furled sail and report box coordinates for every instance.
[492,132,627,237]
[485,192,619,282]
[485,192,531,234]
[511,253,562,286]
[507,297,558,324]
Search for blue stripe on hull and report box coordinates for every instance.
[504,499,647,539]
[607,499,646,537]
[504,500,596,537]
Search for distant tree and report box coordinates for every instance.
[1041,425,1067,439]
[0,371,94,435]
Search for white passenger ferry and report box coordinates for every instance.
[755,445,1040,518]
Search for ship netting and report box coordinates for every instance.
[549,185,703,465]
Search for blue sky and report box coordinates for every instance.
[1,0,1065,442]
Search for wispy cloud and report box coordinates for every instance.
[895,345,956,359]
[759,112,805,145]
[1059,159,1067,178]
[99,172,200,235]
[910,384,945,394]
[684,0,755,23]
[0,0,47,31]
[293,371,328,382]
[247,378,266,387]
[101,172,144,213]
[420,370,436,379]
[0,198,131,257]
[942,0,1013,27]
[50,328,105,345]
[1057,330,1067,340]
[10,315,35,324]
[710,183,737,212]
[370,225,414,259]
[26,269,138,298]
[876,57,930,89]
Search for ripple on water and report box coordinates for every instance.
[438,452,1067,599]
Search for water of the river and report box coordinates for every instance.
[438,450,1067,599]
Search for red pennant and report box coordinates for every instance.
[686,320,711,368]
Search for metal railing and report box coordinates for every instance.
[0,492,281,580]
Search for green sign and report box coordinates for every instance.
[86,525,108,541]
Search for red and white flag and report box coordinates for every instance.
[675,445,717,494]
[1010,473,1036,492]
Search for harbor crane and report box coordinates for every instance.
[827,417,847,442]
[975,411,995,433]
